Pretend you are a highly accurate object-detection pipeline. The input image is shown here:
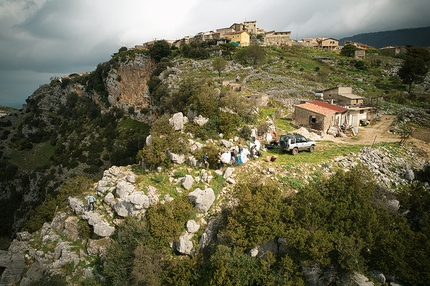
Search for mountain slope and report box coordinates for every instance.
[340,26,430,48]
[1,43,430,285]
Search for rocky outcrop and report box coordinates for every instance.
[334,146,428,189]
[188,188,216,213]
[169,112,188,131]
[106,54,154,112]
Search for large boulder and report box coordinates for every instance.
[86,238,111,257]
[186,220,200,233]
[189,140,203,153]
[175,233,194,255]
[186,156,201,168]
[68,197,86,215]
[193,115,209,126]
[223,167,235,179]
[81,209,115,237]
[169,112,188,131]
[116,180,136,199]
[113,200,133,218]
[182,175,194,190]
[188,188,215,213]
[93,223,115,238]
[128,192,150,209]
[0,240,28,286]
[220,139,234,149]
[64,216,80,241]
[168,151,185,164]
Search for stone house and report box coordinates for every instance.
[216,27,236,38]
[380,46,405,56]
[354,49,366,59]
[230,23,245,32]
[264,31,292,47]
[247,94,269,107]
[294,100,348,132]
[301,38,319,47]
[344,40,372,50]
[243,20,257,35]
[317,38,339,50]
[321,86,365,107]
[222,80,242,91]
[225,31,250,47]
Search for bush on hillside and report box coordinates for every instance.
[148,40,171,62]
[136,115,187,169]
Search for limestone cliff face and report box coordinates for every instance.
[106,54,155,111]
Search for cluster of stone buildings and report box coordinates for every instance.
[135,20,385,60]
[135,20,340,51]
[135,19,416,61]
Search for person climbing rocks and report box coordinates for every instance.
[203,152,209,169]
[88,195,96,211]
[217,152,224,170]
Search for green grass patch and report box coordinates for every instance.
[9,141,56,170]
[262,141,365,166]
[278,174,305,190]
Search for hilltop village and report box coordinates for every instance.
[135,20,401,59]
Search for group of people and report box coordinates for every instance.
[203,138,262,170]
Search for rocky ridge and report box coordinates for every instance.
[1,114,428,285]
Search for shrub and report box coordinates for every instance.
[148,40,171,62]
[146,196,194,244]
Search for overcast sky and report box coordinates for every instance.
[1,0,429,108]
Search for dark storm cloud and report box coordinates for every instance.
[1,0,429,108]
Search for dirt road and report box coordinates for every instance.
[329,115,430,156]
[329,115,398,145]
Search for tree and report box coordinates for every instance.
[219,43,237,60]
[246,44,265,65]
[233,45,265,65]
[148,40,171,62]
[398,45,430,94]
[340,44,358,57]
[212,57,227,78]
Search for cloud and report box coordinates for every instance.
[1,0,430,108]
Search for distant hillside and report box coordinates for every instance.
[340,26,430,48]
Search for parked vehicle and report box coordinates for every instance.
[278,134,316,155]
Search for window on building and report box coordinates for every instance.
[310,115,317,124]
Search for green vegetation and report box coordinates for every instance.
[99,167,430,285]
[212,57,227,78]
[398,45,430,93]
[148,40,172,62]
[23,176,94,233]
[1,39,430,285]
[340,43,358,57]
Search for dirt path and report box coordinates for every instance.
[326,115,430,156]
[333,115,399,145]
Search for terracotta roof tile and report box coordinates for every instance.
[296,101,347,115]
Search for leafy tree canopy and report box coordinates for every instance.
[398,45,430,93]
[212,57,227,77]
[340,44,358,57]
[149,40,171,62]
